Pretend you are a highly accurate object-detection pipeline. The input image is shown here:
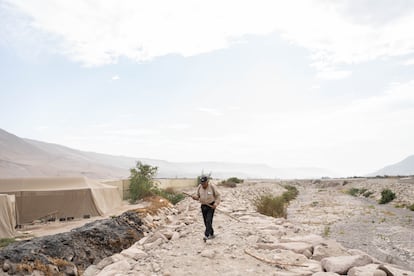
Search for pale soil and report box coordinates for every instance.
[287,181,414,270]
[16,201,147,238]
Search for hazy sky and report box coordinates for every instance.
[1,0,414,176]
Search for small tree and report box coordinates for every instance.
[227,177,244,184]
[379,189,396,204]
[129,162,158,202]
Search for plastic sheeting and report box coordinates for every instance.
[0,177,122,225]
[0,194,16,238]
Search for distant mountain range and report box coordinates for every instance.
[371,155,414,176]
[0,128,340,179]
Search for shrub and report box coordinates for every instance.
[129,162,158,202]
[253,195,286,218]
[253,185,299,219]
[153,187,185,205]
[323,226,330,237]
[227,177,244,184]
[347,188,360,196]
[363,191,374,198]
[0,238,15,248]
[218,177,244,188]
[408,204,414,211]
[219,181,237,188]
[282,185,298,201]
[379,189,396,204]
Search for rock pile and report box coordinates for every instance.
[288,179,414,270]
[0,211,144,275]
[84,181,413,276]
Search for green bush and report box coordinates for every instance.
[323,226,330,237]
[254,195,286,218]
[408,204,414,211]
[363,191,373,197]
[253,186,298,218]
[219,181,237,188]
[129,162,158,202]
[347,188,360,196]
[218,177,244,188]
[0,238,15,248]
[379,189,396,204]
[227,177,244,184]
[282,185,298,201]
[153,187,185,205]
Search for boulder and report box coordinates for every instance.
[321,255,373,274]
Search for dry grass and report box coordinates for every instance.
[133,195,173,215]
[49,257,71,267]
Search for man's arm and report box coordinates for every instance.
[212,184,221,207]
[192,185,201,200]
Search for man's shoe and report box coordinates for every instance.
[208,234,215,239]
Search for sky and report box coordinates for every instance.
[1,0,414,177]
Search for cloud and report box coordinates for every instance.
[111,75,120,81]
[402,58,414,66]
[5,0,414,69]
[168,123,191,130]
[316,70,352,80]
[226,106,241,111]
[197,107,222,116]
[352,80,414,113]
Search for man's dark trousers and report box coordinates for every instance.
[201,203,215,237]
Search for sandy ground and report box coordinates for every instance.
[16,201,146,238]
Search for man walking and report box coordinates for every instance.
[192,175,221,241]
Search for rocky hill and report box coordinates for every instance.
[372,155,414,176]
[0,128,337,179]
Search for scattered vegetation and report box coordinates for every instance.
[363,191,373,198]
[346,187,372,197]
[128,162,184,205]
[282,185,299,201]
[253,185,298,218]
[154,187,185,205]
[219,177,244,188]
[254,195,287,218]
[379,189,396,204]
[408,204,414,211]
[227,177,244,184]
[346,188,360,196]
[323,225,330,237]
[0,238,15,248]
